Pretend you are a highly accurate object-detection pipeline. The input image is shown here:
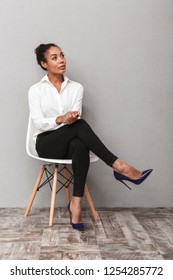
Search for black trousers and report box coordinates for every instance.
[36,119,118,197]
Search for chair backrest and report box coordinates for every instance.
[26,115,39,159]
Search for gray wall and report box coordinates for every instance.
[0,0,172,208]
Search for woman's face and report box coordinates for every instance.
[41,46,66,75]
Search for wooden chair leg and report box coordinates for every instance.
[84,184,97,220]
[24,165,46,217]
[49,165,58,227]
[64,166,70,204]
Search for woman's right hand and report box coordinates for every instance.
[56,111,80,125]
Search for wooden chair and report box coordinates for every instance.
[25,115,99,226]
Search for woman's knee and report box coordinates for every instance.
[76,118,89,128]
[70,138,89,154]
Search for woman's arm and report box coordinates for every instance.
[28,86,59,131]
[71,85,83,115]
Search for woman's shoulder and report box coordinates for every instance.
[28,81,43,99]
[28,83,39,94]
[68,77,84,90]
[28,76,46,94]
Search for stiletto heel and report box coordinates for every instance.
[114,169,153,189]
[67,201,85,231]
[120,180,132,190]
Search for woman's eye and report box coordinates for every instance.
[52,56,57,60]
[61,52,65,58]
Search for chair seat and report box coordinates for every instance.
[29,152,99,165]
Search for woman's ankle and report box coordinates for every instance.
[112,159,127,173]
[71,196,82,210]
[112,159,142,179]
[71,197,83,223]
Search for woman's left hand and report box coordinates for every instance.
[63,111,80,124]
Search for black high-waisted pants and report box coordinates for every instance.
[36,119,118,197]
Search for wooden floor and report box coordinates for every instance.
[0,207,173,260]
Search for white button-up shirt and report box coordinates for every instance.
[28,74,83,140]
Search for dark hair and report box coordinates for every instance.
[34,43,60,70]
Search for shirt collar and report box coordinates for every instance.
[40,74,69,84]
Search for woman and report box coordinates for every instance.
[28,43,153,231]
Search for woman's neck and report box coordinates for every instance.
[48,73,64,86]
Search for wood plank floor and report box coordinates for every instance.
[0,208,173,260]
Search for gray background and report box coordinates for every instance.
[0,0,172,208]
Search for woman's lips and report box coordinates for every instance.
[59,65,65,69]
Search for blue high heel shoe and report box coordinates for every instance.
[114,169,153,190]
[67,202,85,231]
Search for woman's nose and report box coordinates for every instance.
[58,57,65,63]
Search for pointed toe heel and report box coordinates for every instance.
[114,169,153,189]
[72,223,85,231]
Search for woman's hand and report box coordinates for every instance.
[63,111,80,124]
[56,111,80,125]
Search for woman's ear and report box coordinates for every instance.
[41,61,47,70]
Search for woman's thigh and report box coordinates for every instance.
[36,124,76,159]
